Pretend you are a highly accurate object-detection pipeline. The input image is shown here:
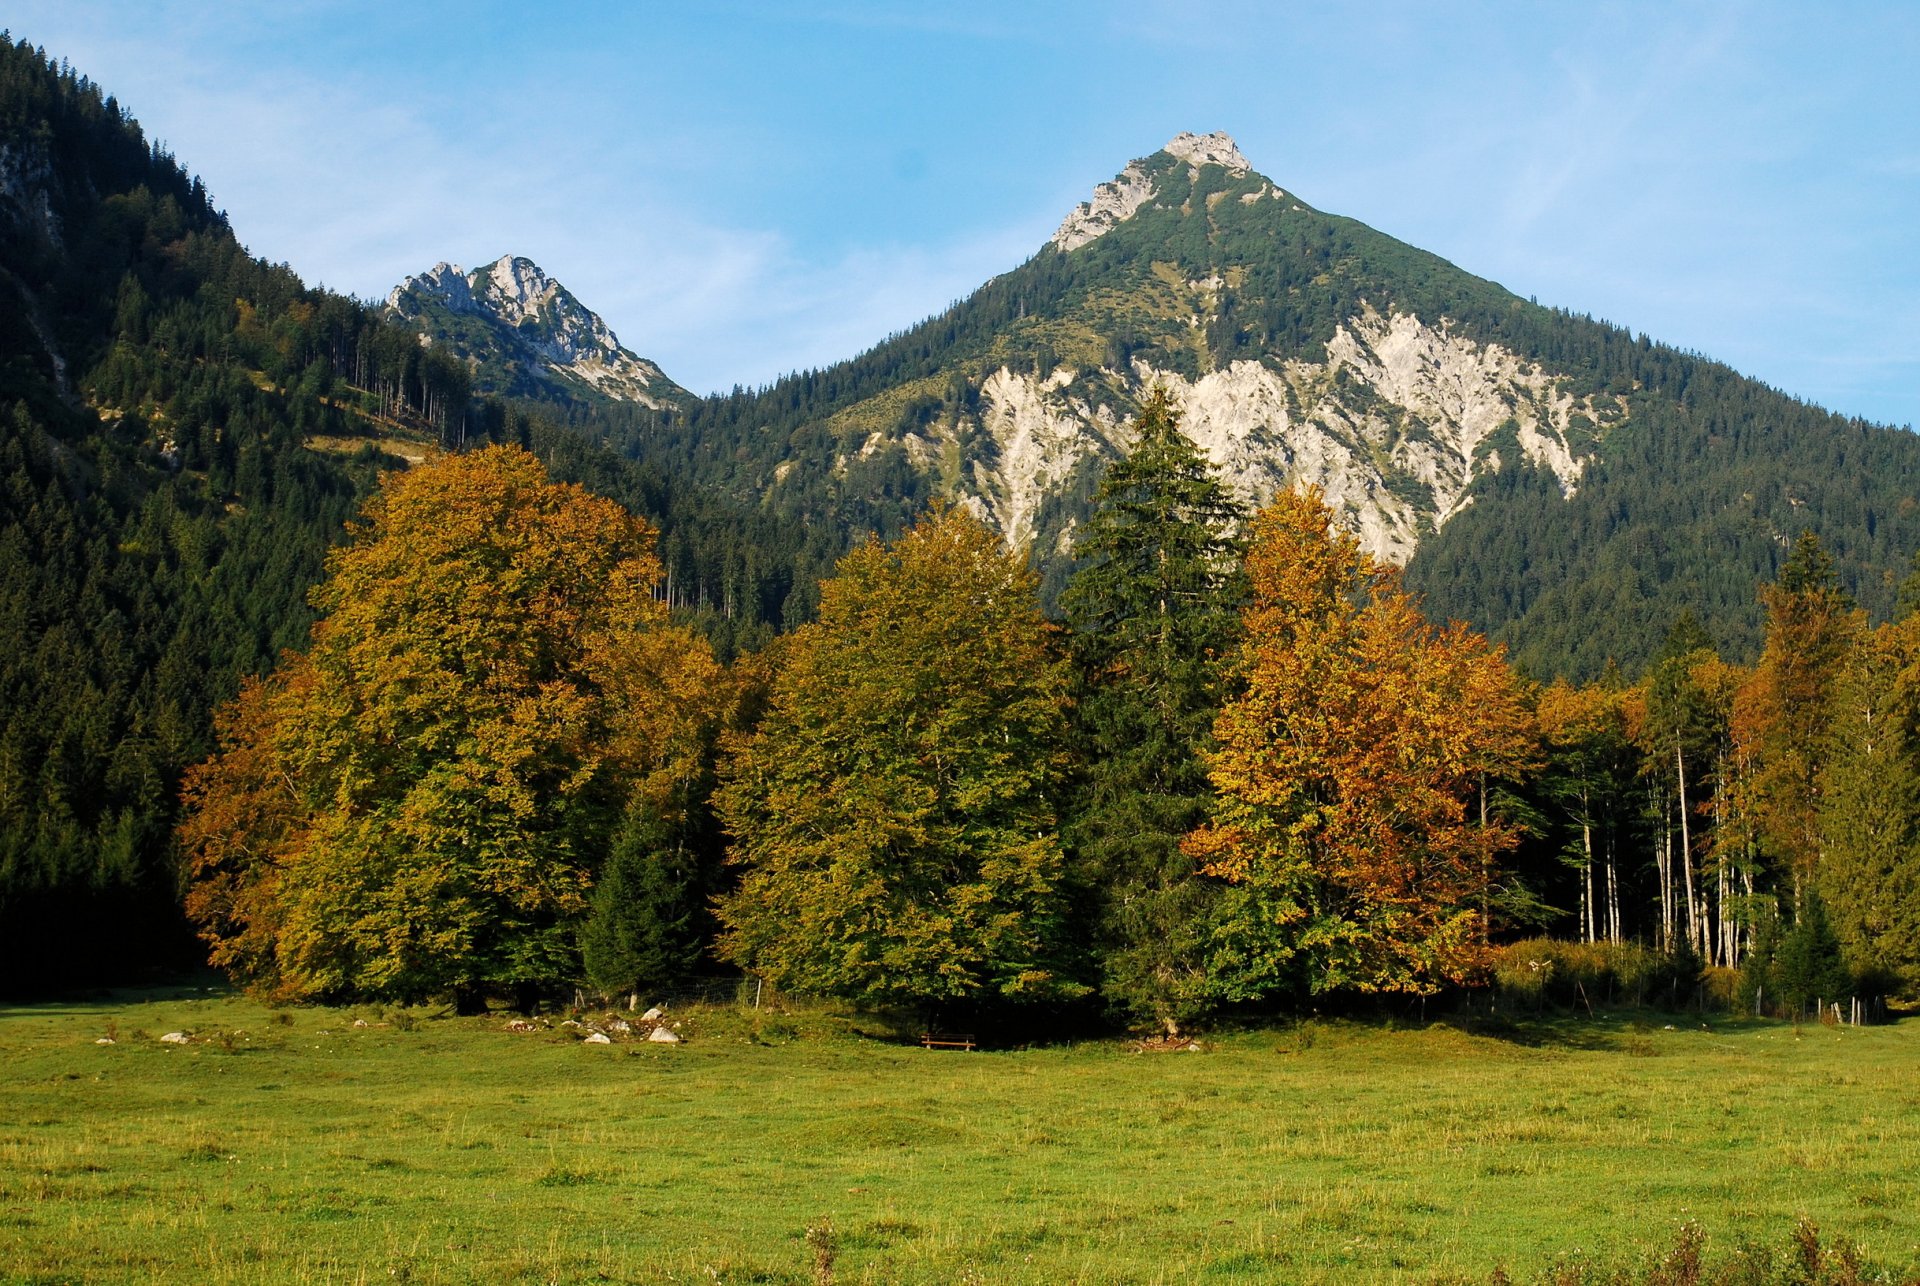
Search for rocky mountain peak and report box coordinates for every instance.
[1162,130,1250,173]
[386,255,687,408]
[1050,131,1258,253]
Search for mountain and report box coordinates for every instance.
[579,131,1920,677]
[387,255,689,409]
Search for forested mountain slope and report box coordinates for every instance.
[0,39,814,989]
[0,38,486,988]
[569,132,1920,675]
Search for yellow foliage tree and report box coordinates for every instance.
[179,445,714,1006]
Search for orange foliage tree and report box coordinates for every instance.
[1732,533,1863,897]
[1184,489,1534,997]
[179,445,716,1006]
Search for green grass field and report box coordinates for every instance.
[2,989,1916,1284]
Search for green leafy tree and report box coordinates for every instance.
[714,506,1082,1012]
[1059,388,1243,1033]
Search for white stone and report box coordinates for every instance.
[583,1032,612,1045]
[160,1031,190,1045]
[1162,131,1251,174]
[641,1007,664,1021]
[648,1027,682,1044]
[95,1037,115,1045]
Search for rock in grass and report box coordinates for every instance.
[95,1037,115,1045]
[160,1031,190,1044]
[642,1007,664,1022]
[648,1027,681,1044]
[583,1032,612,1045]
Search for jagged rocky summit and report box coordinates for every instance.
[387,254,687,408]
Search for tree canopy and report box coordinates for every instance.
[1186,488,1535,997]
[714,506,1081,1011]
[179,444,715,1005]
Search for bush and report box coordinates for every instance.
[1492,939,1709,1010]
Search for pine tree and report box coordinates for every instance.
[1059,388,1243,1033]
[1773,891,1853,1017]
[1736,532,1863,895]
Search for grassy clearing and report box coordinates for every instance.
[1,990,1916,1284]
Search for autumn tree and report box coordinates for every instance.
[713,506,1082,1012]
[1059,388,1243,1033]
[1185,489,1534,998]
[179,445,715,1008]
[1735,533,1863,897]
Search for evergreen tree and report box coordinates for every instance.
[1772,891,1853,1017]
[1816,618,1920,993]
[579,808,703,1004]
[1059,388,1243,1033]
[1735,532,1862,895]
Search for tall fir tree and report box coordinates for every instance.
[1816,616,1920,992]
[1058,388,1244,1033]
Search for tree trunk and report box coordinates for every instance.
[1676,746,1701,955]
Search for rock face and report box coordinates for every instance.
[791,131,1624,571]
[387,255,687,408]
[830,307,1615,567]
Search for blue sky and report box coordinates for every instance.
[13,2,1919,426]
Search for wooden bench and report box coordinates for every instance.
[920,1031,976,1051]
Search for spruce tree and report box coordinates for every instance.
[1058,389,1243,1033]
[1773,891,1853,1017]
[1817,618,1920,993]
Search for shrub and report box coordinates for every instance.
[1492,939,1710,1011]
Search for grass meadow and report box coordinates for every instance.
[2,989,1917,1284]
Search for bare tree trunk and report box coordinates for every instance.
[1655,788,1673,951]
[1677,746,1701,955]
[1606,830,1620,942]
[1580,785,1595,943]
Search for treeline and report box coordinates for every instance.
[174,396,1919,1030]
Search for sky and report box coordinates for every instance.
[11,2,1919,426]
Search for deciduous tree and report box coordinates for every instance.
[180,445,709,1007]
[1185,489,1534,998]
[714,506,1081,1011]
